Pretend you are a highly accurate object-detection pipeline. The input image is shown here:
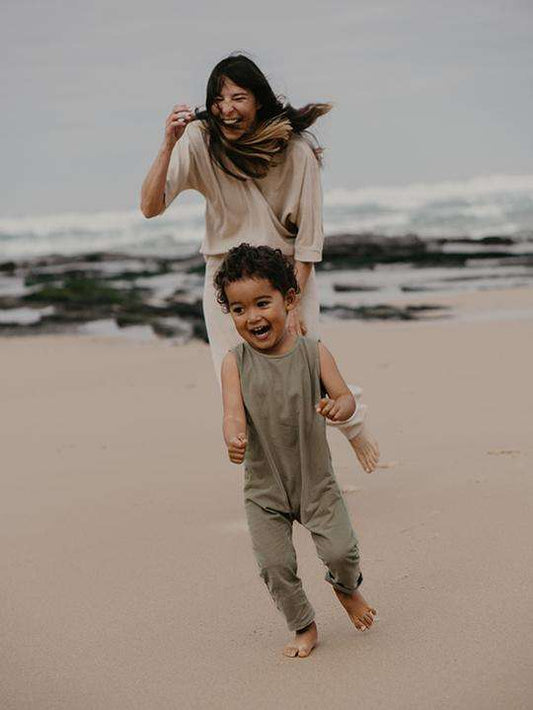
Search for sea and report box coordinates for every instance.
[1,174,533,326]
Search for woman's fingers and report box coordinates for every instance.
[164,104,195,144]
[286,308,306,336]
[171,105,194,121]
[287,319,299,336]
[171,103,194,117]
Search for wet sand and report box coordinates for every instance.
[1,287,532,709]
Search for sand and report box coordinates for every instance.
[1,287,532,709]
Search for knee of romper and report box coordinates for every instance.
[259,562,299,587]
[319,539,360,570]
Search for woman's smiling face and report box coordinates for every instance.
[210,77,260,140]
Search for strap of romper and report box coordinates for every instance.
[231,342,246,375]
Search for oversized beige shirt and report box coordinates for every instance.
[164,121,324,262]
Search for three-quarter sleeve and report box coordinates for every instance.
[164,123,203,208]
[292,143,324,263]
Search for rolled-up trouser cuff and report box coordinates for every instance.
[325,570,363,596]
[291,609,316,633]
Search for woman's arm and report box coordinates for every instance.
[316,342,356,421]
[221,352,248,464]
[140,104,195,218]
[140,144,174,218]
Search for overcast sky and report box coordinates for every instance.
[2,0,532,217]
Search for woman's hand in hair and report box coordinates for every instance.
[286,305,307,337]
[164,104,195,149]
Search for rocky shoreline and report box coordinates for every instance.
[1,233,531,340]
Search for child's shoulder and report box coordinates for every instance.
[221,348,242,385]
[224,344,244,362]
[297,335,323,366]
[224,343,245,369]
[299,335,321,353]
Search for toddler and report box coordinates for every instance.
[216,244,376,658]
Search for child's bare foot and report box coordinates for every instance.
[282,621,318,658]
[334,588,377,631]
[349,426,380,473]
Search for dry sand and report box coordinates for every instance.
[1,287,532,709]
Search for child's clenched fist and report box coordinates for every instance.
[227,433,247,464]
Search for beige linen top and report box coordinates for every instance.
[164,121,324,262]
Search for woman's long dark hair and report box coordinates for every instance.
[195,53,331,180]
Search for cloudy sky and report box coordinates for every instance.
[2,0,532,217]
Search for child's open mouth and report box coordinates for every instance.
[250,325,271,340]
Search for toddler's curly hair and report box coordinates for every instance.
[214,244,300,312]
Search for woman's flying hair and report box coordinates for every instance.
[195,53,332,180]
[214,243,300,312]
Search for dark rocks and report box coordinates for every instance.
[0,252,209,341]
[333,284,380,293]
[1,232,530,341]
[320,232,530,270]
[322,303,450,321]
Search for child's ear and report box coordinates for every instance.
[285,288,297,310]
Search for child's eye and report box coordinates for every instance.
[257,300,270,308]
[231,306,243,315]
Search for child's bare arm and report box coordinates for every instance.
[221,352,248,464]
[316,342,356,422]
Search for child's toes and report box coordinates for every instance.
[297,646,311,658]
[363,612,374,627]
[283,645,299,658]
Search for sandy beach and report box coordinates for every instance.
[1,286,532,710]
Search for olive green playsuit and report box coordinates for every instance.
[234,336,362,632]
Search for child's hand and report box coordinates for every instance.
[227,433,247,464]
[316,394,355,422]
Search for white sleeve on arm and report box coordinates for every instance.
[164,123,201,208]
[293,145,324,263]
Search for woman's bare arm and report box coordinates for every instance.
[140,104,194,218]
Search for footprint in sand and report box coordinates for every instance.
[487,449,521,456]
[341,485,360,494]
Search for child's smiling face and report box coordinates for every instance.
[225,277,297,355]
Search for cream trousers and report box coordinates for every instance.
[203,256,366,440]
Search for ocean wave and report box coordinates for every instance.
[2,174,533,259]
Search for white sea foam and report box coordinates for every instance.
[325,174,533,209]
[1,174,532,259]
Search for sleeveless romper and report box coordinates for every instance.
[233,336,362,631]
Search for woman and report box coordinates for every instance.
[140,53,379,472]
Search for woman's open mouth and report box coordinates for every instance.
[221,118,242,129]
